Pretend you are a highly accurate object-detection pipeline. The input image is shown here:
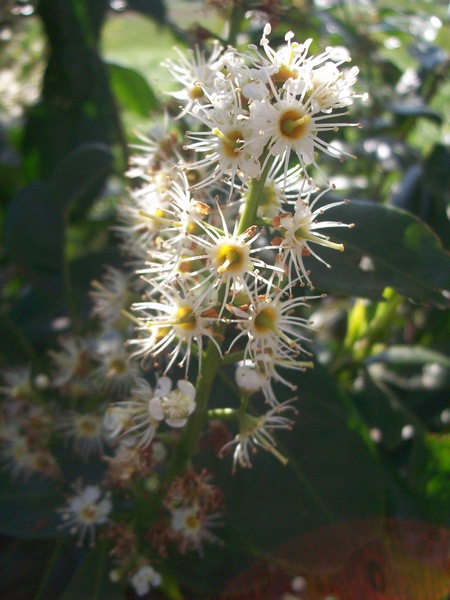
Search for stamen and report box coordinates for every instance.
[279,111,311,138]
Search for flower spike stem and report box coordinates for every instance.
[237,155,273,235]
[168,163,274,477]
[168,322,226,478]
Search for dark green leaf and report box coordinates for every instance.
[388,101,442,125]
[126,0,167,23]
[4,182,65,298]
[216,364,384,553]
[60,541,125,600]
[107,62,159,117]
[0,474,63,538]
[408,434,450,524]
[51,144,113,213]
[0,538,80,600]
[304,200,450,308]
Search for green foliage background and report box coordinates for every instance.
[0,0,449,598]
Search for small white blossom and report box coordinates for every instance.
[149,378,196,428]
[220,400,297,471]
[58,483,112,546]
[129,564,162,596]
[170,504,222,555]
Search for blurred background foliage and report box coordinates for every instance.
[0,0,449,598]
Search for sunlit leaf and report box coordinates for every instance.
[303,200,450,308]
[408,433,450,524]
[107,62,160,117]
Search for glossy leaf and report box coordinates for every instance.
[215,363,385,552]
[108,62,160,117]
[51,144,113,213]
[60,541,126,600]
[366,345,450,370]
[3,182,65,298]
[0,474,63,538]
[408,434,450,524]
[303,200,450,308]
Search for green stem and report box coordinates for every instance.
[227,0,245,47]
[168,323,226,478]
[237,156,273,235]
[166,157,273,478]
[207,407,239,420]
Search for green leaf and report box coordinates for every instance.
[107,62,159,117]
[408,434,450,524]
[51,144,113,213]
[304,200,450,308]
[0,474,63,538]
[215,363,385,552]
[366,345,450,370]
[60,541,125,600]
[0,538,80,600]
[4,182,65,298]
[388,101,442,125]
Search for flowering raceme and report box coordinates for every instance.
[0,21,366,598]
[120,24,364,446]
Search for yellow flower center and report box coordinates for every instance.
[108,358,127,376]
[79,416,98,436]
[212,128,244,158]
[176,306,197,331]
[216,243,246,274]
[189,85,204,100]
[254,306,278,334]
[279,109,311,139]
[185,513,201,531]
[273,63,298,84]
[80,505,97,522]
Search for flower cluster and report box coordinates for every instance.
[119,23,363,468]
[0,22,365,598]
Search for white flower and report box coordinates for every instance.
[57,411,105,460]
[228,284,315,365]
[250,80,359,184]
[49,336,91,387]
[170,504,222,555]
[91,330,137,392]
[58,483,112,546]
[184,82,266,188]
[129,281,221,374]
[149,378,196,428]
[129,564,162,597]
[181,206,282,316]
[90,267,131,328]
[235,359,267,393]
[0,435,59,480]
[220,400,297,471]
[105,378,159,448]
[162,41,224,118]
[0,365,33,399]
[114,169,174,261]
[272,187,352,287]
